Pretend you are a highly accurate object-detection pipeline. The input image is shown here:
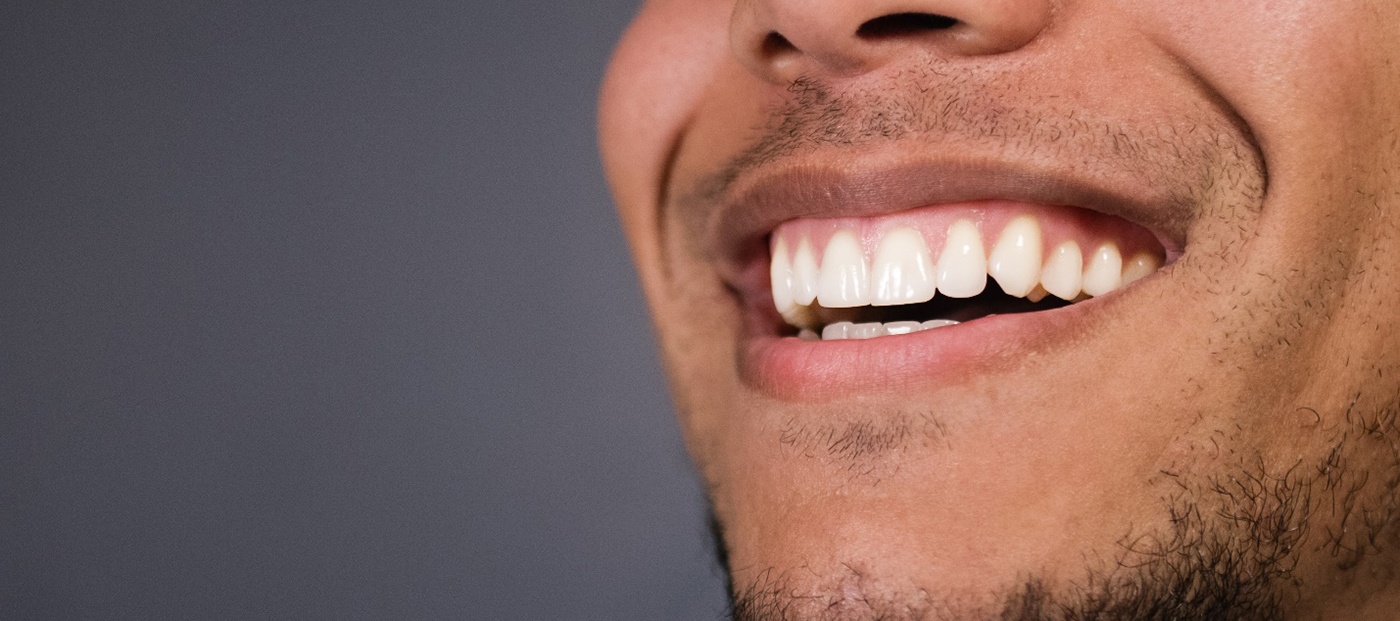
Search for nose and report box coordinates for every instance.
[731,0,1054,82]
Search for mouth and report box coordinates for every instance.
[770,201,1167,341]
[701,159,1187,397]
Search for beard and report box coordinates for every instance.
[712,399,1400,621]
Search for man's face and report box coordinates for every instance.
[600,1,1400,618]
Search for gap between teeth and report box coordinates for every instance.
[771,216,1164,337]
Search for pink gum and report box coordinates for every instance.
[770,201,1164,263]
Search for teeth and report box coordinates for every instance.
[850,322,885,339]
[770,236,796,315]
[770,214,1167,339]
[1040,241,1084,301]
[935,219,987,298]
[792,236,820,306]
[1081,243,1123,297]
[884,320,922,335]
[871,227,937,306]
[817,230,871,308]
[1121,252,1161,286]
[819,318,960,340]
[987,216,1042,297]
[821,321,853,340]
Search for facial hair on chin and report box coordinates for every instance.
[713,399,1400,621]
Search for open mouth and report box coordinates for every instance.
[768,201,1167,341]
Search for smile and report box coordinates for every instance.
[694,153,1198,394]
[769,201,1167,340]
[706,158,1192,397]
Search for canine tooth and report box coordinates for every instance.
[817,230,871,308]
[1041,241,1083,300]
[770,237,796,315]
[792,236,820,306]
[1081,243,1123,297]
[871,227,936,306]
[851,322,886,339]
[798,329,820,341]
[1121,252,1161,286]
[884,320,922,335]
[936,220,987,298]
[987,216,1043,297]
[922,319,959,329]
[822,321,854,341]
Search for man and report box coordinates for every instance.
[599,0,1400,618]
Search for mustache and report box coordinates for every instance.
[675,69,1264,220]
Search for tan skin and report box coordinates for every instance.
[601,0,1400,618]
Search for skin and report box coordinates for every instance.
[600,0,1400,618]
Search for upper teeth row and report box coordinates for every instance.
[770,216,1162,315]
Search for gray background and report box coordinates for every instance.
[0,1,729,619]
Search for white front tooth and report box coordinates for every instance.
[817,230,870,308]
[792,236,820,306]
[884,320,922,335]
[770,236,796,315]
[871,227,936,306]
[1121,252,1161,286]
[822,321,854,341]
[1041,241,1084,300]
[850,322,886,339]
[922,319,960,329]
[936,220,988,298]
[1081,243,1123,297]
[987,216,1043,297]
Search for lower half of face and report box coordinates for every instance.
[602,0,1400,618]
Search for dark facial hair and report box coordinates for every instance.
[712,400,1400,621]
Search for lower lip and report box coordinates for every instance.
[739,300,1094,400]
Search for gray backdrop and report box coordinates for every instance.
[0,1,729,618]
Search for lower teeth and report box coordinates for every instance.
[804,319,961,341]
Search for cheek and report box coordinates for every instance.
[599,0,734,250]
[1128,0,1400,163]
[1134,0,1400,425]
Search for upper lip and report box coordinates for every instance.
[697,151,1192,287]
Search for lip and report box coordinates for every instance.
[738,280,1141,401]
[700,154,1191,286]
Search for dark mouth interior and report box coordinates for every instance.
[796,282,1074,333]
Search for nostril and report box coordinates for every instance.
[742,11,970,81]
[761,31,798,57]
[856,13,958,39]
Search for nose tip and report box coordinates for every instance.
[731,0,1053,83]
